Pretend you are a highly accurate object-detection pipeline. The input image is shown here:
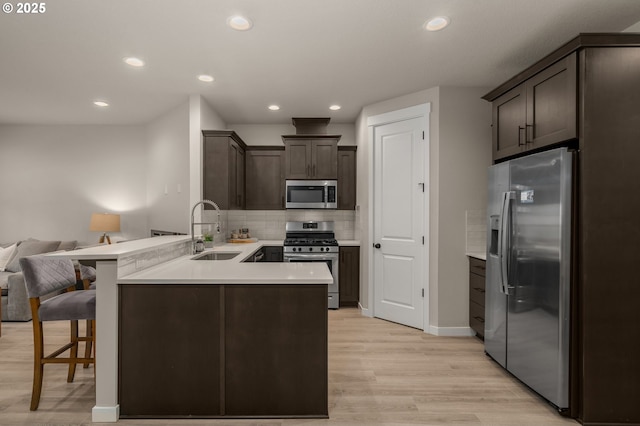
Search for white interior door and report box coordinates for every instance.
[373,116,425,329]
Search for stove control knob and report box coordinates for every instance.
[293,247,298,252]
[308,247,313,252]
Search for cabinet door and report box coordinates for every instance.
[262,246,284,262]
[339,246,360,306]
[245,149,285,210]
[203,136,231,210]
[311,140,338,179]
[119,285,222,416]
[228,141,240,209]
[237,146,245,209]
[468,258,486,339]
[493,85,526,160]
[284,140,312,179]
[337,148,356,210]
[526,53,577,149]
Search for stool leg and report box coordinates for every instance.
[83,319,93,368]
[30,319,45,411]
[67,320,79,383]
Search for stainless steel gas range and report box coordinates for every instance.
[283,221,339,309]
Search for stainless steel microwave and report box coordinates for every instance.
[285,180,337,209]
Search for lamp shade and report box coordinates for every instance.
[89,213,121,232]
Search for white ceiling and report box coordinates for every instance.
[1,0,640,126]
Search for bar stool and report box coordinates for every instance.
[20,255,96,410]
[78,263,96,367]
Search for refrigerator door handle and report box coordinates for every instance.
[499,191,515,295]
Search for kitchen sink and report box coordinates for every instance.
[192,251,241,261]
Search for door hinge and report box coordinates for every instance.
[421,288,424,297]
[422,236,425,245]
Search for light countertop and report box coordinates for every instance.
[338,240,361,246]
[119,240,333,285]
[47,236,338,285]
[48,235,191,260]
[466,251,487,261]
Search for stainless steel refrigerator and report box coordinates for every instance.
[485,147,573,410]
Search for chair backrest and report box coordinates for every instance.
[19,255,77,299]
[78,263,96,282]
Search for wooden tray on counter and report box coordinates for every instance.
[227,238,259,244]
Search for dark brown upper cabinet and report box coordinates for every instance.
[245,148,285,210]
[491,53,577,161]
[282,135,340,179]
[202,130,246,210]
[337,146,357,210]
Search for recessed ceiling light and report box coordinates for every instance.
[424,16,450,31]
[123,57,145,67]
[93,101,109,107]
[329,105,341,111]
[198,74,215,82]
[268,105,280,111]
[227,15,253,31]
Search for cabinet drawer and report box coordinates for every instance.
[469,300,485,338]
[469,257,486,277]
[469,273,486,307]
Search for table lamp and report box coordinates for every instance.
[89,213,121,244]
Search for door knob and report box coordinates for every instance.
[374,243,381,249]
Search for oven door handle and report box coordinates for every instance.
[284,254,338,261]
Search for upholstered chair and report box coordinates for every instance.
[19,255,96,411]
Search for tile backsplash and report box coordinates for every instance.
[202,209,358,241]
[465,209,487,253]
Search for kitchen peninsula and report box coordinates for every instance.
[48,236,333,422]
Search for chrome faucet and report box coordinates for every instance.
[190,199,221,254]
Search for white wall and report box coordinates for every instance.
[229,123,356,146]
[357,86,492,332]
[189,95,227,208]
[0,96,229,244]
[0,124,148,244]
[437,87,492,327]
[146,100,190,234]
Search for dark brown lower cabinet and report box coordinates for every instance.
[468,257,486,339]
[119,284,328,418]
[339,246,360,307]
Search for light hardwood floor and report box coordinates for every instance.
[0,308,577,425]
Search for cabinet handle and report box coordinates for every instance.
[518,126,526,146]
[473,316,485,323]
[526,124,533,144]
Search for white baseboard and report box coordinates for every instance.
[92,405,119,422]
[427,325,476,337]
